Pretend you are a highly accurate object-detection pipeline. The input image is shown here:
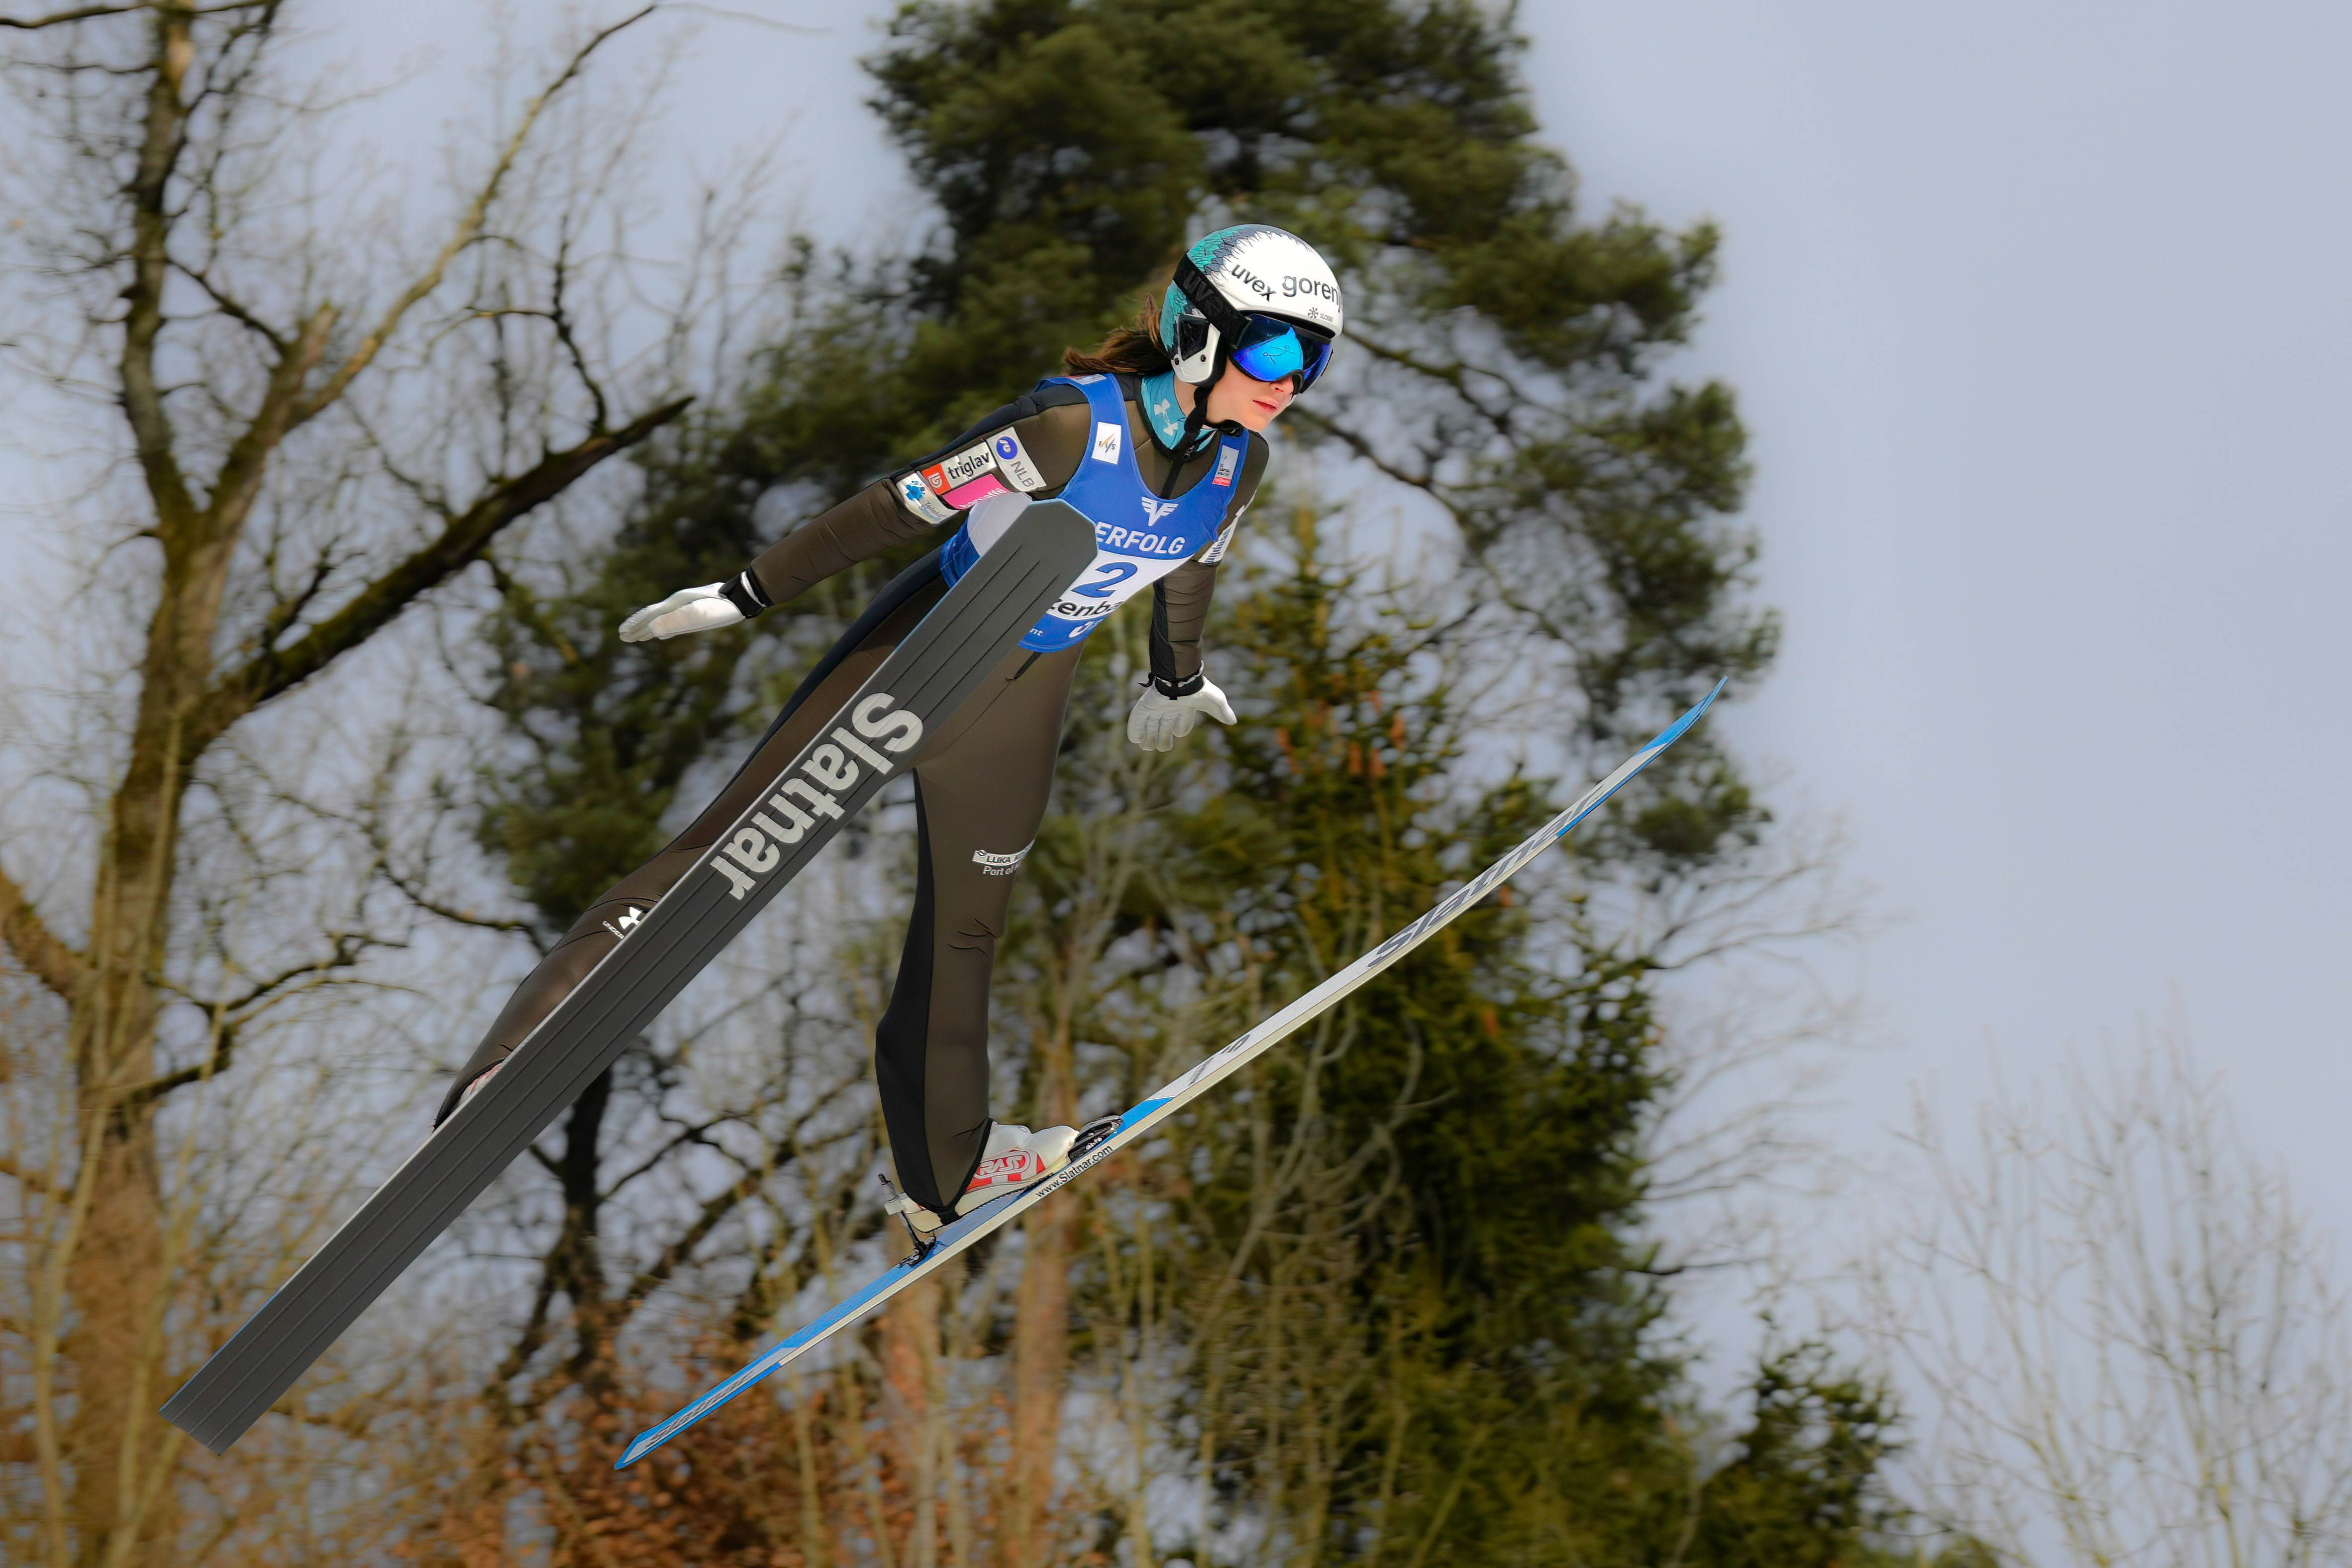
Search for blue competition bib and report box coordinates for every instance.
[938,376,1245,652]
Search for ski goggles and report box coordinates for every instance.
[1227,313,1335,392]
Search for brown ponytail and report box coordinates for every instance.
[1062,291,1173,377]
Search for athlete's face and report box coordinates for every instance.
[1195,367,1295,432]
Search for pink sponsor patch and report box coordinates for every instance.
[941,471,1011,510]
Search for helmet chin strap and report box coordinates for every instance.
[1177,381,1214,454]
[1170,253,1249,455]
[1174,348,1242,455]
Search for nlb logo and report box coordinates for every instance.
[992,429,1045,490]
[707,694,925,900]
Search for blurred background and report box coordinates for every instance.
[2,0,2347,1563]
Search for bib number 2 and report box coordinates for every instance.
[1069,560,1139,599]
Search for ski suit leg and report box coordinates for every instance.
[435,558,946,1126]
[874,645,1082,1215]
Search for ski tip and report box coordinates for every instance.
[615,1391,727,1468]
[616,1361,758,1467]
[1646,677,1727,753]
[615,1426,667,1470]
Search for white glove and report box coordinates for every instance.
[618,583,744,643]
[1126,677,1236,751]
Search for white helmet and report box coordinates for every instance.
[1159,224,1344,395]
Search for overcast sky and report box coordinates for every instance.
[1523,0,2352,1244]
[9,0,2348,1355]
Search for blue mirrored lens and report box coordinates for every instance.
[1232,323,1304,381]
[1229,315,1331,389]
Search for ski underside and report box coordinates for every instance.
[160,502,1099,1456]
[617,676,1725,1469]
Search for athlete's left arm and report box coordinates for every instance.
[1144,436,1270,697]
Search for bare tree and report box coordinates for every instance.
[0,2,690,1560]
[1860,1033,2352,1566]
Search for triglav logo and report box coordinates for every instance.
[935,442,996,490]
[706,694,925,899]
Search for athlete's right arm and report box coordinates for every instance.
[614,390,1092,642]
[745,394,1091,604]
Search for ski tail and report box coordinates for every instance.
[612,678,1726,1469]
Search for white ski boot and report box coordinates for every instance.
[884,1123,1080,1242]
[957,1122,1079,1210]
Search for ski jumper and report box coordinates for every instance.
[440,373,1268,1217]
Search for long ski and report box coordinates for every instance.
[160,501,1097,1456]
[616,677,1725,1469]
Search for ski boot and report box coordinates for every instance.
[883,1122,1091,1244]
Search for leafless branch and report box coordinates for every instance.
[0,862,86,1000]
[0,2,267,29]
[203,394,692,734]
[285,4,661,427]
[0,1154,56,1194]
[1858,1030,2352,1564]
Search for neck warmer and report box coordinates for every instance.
[1140,370,1210,454]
